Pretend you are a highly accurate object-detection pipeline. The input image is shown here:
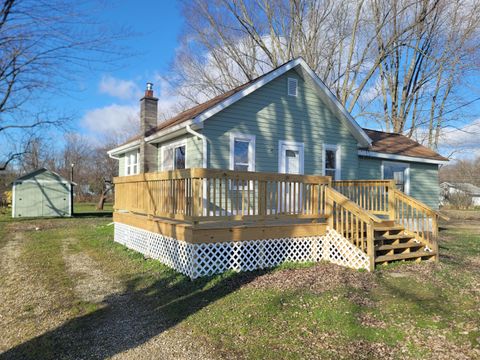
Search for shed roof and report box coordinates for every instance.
[13,168,76,185]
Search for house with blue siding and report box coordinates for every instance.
[108,58,447,209]
[108,58,448,277]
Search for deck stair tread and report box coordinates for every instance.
[376,242,425,251]
[375,251,435,263]
[374,234,413,241]
[374,225,405,231]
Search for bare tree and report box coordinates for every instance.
[175,0,480,149]
[90,143,118,210]
[0,0,128,170]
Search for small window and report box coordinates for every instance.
[162,142,186,171]
[288,78,298,97]
[323,145,341,180]
[230,133,255,172]
[125,150,139,176]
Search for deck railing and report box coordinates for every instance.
[325,187,380,270]
[334,179,445,257]
[114,168,331,223]
[333,180,392,215]
[389,188,441,258]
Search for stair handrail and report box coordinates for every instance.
[326,187,384,271]
[388,185,445,260]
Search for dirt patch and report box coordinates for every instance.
[0,233,70,353]
[62,238,121,303]
[381,261,442,282]
[247,262,375,295]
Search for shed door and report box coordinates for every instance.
[40,181,69,216]
[15,181,69,217]
[15,183,43,217]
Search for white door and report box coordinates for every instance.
[279,141,304,213]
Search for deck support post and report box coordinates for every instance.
[366,222,375,271]
[387,180,396,221]
[326,188,334,229]
[431,215,439,262]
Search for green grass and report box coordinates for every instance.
[73,202,113,214]
[2,214,479,359]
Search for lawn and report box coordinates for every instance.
[0,209,479,359]
[73,201,113,214]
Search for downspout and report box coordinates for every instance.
[186,125,207,168]
[186,125,208,215]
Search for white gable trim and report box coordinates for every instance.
[358,150,448,165]
[107,140,141,158]
[190,58,371,147]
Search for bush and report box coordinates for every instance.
[445,192,473,209]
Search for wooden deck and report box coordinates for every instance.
[113,168,446,272]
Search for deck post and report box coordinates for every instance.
[387,180,396,221]
[431,215,440,262]
[258,180,267,217]
[192,178,202,219]
[366,222,375,271]
[325,188,334,229]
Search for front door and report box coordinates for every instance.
[279,141,304,213]
[382,161,410,194]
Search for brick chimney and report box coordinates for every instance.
[139,82,158,173]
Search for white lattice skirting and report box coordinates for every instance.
[114,223,371,279]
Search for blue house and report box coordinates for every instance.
[108,58,448,278]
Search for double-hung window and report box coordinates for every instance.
[230,133,255,172]
[162,141,186,171]
[323,144,341,180]
[125,149,139,176]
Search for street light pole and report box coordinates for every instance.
[70,163,75,216]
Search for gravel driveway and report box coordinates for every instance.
[0,222,216,360]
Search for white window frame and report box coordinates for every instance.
[229,133,256,172]
[278,140,305,174]
[287,77,298,97]
[381,161,410,195]
[322,144,341,180]
[161,139,187,171]
[125,149,140,176]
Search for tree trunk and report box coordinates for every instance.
[96,189,108,210]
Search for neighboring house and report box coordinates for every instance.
[440,182,480,207]
[108,58,448,278]
[12,168,75,218]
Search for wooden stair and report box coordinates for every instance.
[373,224,436,266]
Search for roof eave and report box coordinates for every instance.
[145,119,202,144]
[107,139,141,157]
[358,149,449,165]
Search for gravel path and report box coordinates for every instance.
[1,231,216,360]
[61,237,217,360]
[0,233,70,354]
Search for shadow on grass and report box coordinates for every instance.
[73,211,113,218]
[1,269,267,359]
